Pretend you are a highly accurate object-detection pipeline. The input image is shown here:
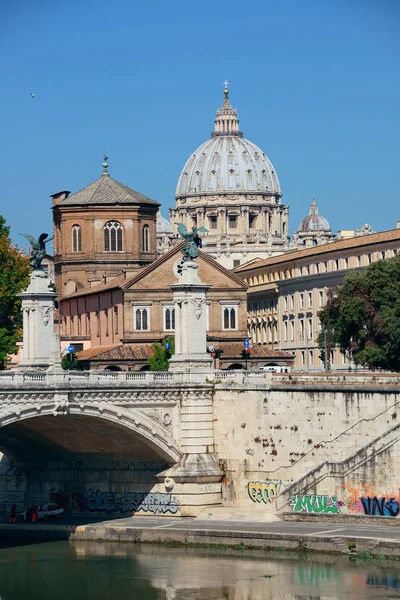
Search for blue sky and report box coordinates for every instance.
[1,0,399,250]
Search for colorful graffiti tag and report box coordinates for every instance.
[86,490,179,515]
[338,483,400,517]
[290,494,340,514]
[247,481,282,504]
[360,496,399,517]
[1,489,180,515]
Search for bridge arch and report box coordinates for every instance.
[0,402,181,464]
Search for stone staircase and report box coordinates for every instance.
[276,423,400,512]
[271,398,400,487]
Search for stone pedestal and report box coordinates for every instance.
[18,270,61,370]
[168,261,212,371]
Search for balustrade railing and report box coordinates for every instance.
[0,368,276,389]
[1,368,393,391]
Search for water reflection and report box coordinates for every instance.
[0,540,398,599]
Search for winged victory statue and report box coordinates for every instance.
[19,232,54,271]
[175,223,208,261]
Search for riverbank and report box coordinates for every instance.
[0,516,399,559]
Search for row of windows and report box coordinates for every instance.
[193,214,283,233]
[64,307,119,338]
[248,315,315,343]
[248,298,278,314]
[246,248,399,286]
[283,290,324,312]
[71,222,150,253]
[283,317,314,342]
[299,348,346,367]
[64,305,239,337]
[248,320,278,345]
[134,305,238,332]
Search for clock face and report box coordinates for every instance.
[173,259,185,278]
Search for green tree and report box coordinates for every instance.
[148,337,175,371]
[61,352,80,370]
[0,216,30,369]
[318,254,400,371]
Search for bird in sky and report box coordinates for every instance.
[30,93,35,99]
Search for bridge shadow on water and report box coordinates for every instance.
[0,513,136,548]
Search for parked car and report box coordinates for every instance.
[21,504,64,521]
[257,366,291,373]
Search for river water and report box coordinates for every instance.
[0,540,399,599]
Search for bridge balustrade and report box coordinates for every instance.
[0,369,273,390]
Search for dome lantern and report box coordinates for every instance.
[212,85,243,138]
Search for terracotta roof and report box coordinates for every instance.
[77,342,293,362]
[217,342,294,358]
[56,174,160,207]
[62,272,128,300]
[62,242,247,301]
[78,343,155,361]
[235,228,400,273]
[77,344,122,360]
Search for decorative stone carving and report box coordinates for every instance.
[53,399,69,416]
[356,223,374,236]
[163,412,172,426]
[40,306,51,326]
[94,219,103,229]
[164,477,175,491]
[191,297,205,319]
[124,219,133,229]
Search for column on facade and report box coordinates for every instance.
[219,208,227,236]
[239,206,248,235]
[259,208,266,236]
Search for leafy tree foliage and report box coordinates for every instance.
[318,254,400,371]
[0,216,30,369]
[61,352,80,370]
[148,337,175,371]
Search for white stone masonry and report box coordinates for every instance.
[19,270,61,370]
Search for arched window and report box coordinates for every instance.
[72,225,82,252]
[104,221,123,252]
[142,225,149,252]
[164,307,175,331]
[135,307,149,331]
[223,307,237,330]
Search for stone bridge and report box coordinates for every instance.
[1,369,400,520]
[0,368,271,518]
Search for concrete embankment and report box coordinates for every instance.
[1,517,399,558]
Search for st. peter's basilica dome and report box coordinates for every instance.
[176,90,281,199]
[170,87,289,269]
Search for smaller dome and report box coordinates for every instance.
[298,199,331,232]
[157,210,172,234]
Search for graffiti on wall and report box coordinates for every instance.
[247,481,282,504]
[0,489,180,515]
[339,483,400,517]
[86,490,179,515]
[290,494,340,514]
[360,496,399,517]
